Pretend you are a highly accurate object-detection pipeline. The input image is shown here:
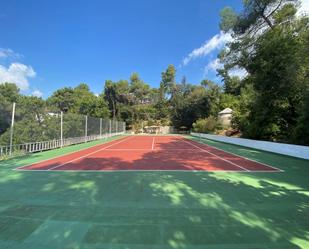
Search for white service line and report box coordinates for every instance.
[16,169,281,173]
[182,139,250,172]
[152,137,155,150]
[102,148,201,151]
[14,136,126,171]
[196,137,283,172]
[47,136,134,171]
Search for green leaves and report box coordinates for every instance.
[217,0,309,144]
[219,7,238,32]
[47,84,110,118]
[160,65,176,99]
[192,117,219,134]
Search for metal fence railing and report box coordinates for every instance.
[0,102,126,159]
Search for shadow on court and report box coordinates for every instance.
[0,138,308,248]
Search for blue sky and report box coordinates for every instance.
[0,0,307,98]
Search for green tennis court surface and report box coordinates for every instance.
[0,135,308,248]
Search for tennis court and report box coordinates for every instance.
[0,135,308,249]
[16,135,280,172]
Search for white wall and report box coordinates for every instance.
[191,132,309,160]
[218,113,232,126]
[160,126,175,134]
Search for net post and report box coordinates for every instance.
[60,111,63,147]
[85,115,88,142]
[100,118,102,138]
[9,102,16,156]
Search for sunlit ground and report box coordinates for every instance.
[0,136,308,249]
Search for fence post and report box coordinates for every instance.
[9,102,16,155]
[123,122,126,133]
[109,119,112,137]
[85,115,88,142]
[60,111,63,147]
[116,121,118,135]
[100,118,102,138]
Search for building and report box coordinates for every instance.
[218,108,233,126]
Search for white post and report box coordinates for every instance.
[109,119,112,137]
[116,121,118,135]
[9,102,16,155]
[100,118,102,138]
[60,111,63,147]
[85,115,88,142]
[123,122,126,133]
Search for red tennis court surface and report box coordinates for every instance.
[16,136,281,172]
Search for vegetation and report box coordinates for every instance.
[218,0,309,144]
[0,0,308,145]
[192,117,220,134]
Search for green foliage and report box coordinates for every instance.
[0,83,20,135]
[104,80,129,119]
[219,93,239,111]
[192,117,219,134]
[292,88,309,145]
[62,113,85,138]
[1,6,308,148]
[48,83,109,118]
[0,94,61,145]
[219,7,238,32]
[273,3,297,24]
[243,20,307,141]
[231,84,256,132]
[218,0,308,145]
[201,80,222,116]
[47,87,75,112]
[223,76,242,95]
[160,64,176,98]
[0,83,20,102]
[129,73,150,104]
[175,86,209,127]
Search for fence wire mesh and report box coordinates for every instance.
[63,113,85,139]
[0,103,125,159]
[0,102,13,147]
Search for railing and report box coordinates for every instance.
[0,131,125,159]
[0,102,127,159]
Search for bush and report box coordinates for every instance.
[192,117,219,133]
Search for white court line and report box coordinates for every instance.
[152,137,155,150]
[190,136,283,172]
[14,135,127,171]
[15,135,283,173]
[101,148,201,151]
[182,139,250,172]
[46,136,134,171]
[16,169,282,173]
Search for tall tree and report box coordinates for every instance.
[104,80,129,119]
[47,87,75,112]
[219,0,309,143]
[129,73,150,104]
[104,80,117,119]
[160,65,176,99]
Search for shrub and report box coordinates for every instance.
[192,116,219,133]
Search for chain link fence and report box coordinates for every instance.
[0,103,125,159]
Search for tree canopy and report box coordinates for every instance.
[0,0,308,145]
